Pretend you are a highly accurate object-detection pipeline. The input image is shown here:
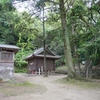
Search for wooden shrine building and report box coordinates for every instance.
[23,48,61,74]
[0,44,21,81]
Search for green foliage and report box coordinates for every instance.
[15,68,27,73]
[92,4,100,10]
[14,49,34,70]
[0,0,100,78]
[68,0,100,68]
[14,49,34,73]
[55,55,66,67]
[0,2,18,44]
[0,2,37,45]
[0,0,12,4]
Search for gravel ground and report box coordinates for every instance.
[0,73,100,100]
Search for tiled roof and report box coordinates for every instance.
[23,47,61,60]
[0,44,21,50]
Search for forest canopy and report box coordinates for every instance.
[0,0,100,78]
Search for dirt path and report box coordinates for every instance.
[0,73,100,100]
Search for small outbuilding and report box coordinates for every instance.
[23,48,61,74]
[0,44,21,81]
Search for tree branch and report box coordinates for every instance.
[65,0,76,12]
[80,16,90,27]
[48,0,59,5]
[64,0,68,4]
[90,11,96,24]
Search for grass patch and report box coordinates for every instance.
[10,81,35,87]
[55,66,67,74]
[0,78,46,96]
[56,77,100,89]
[15,67,27,73]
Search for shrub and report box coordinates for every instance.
[55,66,67,74]
[14,49,34,73]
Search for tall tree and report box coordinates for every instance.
[68,0,100,78]
[59,0,76,78]
[43,4,48,77]
[35,0,76,78]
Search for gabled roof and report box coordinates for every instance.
[23,47,61,60]
[0,44,21,53]
[33,47,55,56]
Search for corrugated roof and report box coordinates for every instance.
[0,44,21,50]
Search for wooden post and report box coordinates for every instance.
[41,66,43,75]
[0,51,1,61]
[39,68,40,75]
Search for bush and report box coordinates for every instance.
[15,49,33,68]
[14,49,34,73]
[55,66,67,74]
[14,68,27,73]
[55,55,66,67]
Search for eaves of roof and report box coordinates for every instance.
[23,54,62,60]
[0,44,21,50]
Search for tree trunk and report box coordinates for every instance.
[59,0,76,78]
[85,60,92,79]
[74,45,81,75]
[43,40,47,77]
[71,24,81,75]
[43,6,47,77]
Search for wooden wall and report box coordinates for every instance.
[28,58,36,71]
[46,59,55,70]
[28,58,55,72]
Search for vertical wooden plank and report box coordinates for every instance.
[34,58,36,70]
[53,60,55,71]
[28,59,29,72]
[0,52,1,60]
[36,58,38,70]
[33,58,35,70]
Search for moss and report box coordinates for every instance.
[0,79,46,96]
[56,77,100,89]
[55,66,67,74]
